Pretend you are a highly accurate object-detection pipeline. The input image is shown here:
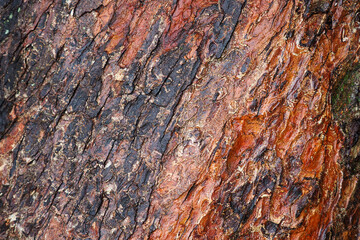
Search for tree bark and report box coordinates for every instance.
[0,0,359,239]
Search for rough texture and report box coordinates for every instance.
[0,0,359,239]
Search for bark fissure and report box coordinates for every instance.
[0,0,360,239]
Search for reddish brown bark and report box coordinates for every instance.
[0,0,360,239]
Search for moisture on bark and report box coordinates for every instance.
[0,0,359,239]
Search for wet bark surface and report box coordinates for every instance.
[0,0,359,239]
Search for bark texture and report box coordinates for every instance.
[0,0,360,239]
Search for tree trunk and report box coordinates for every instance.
[0,0,359,239]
